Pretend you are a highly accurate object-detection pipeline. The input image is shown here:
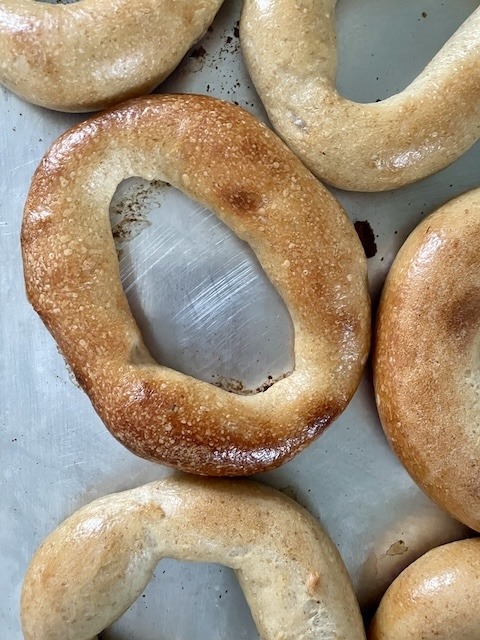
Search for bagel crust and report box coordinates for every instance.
[0,0,224,112]
[369,539,480,640]
[374,189,480,531]
[21,477,366,640]
[241,0,480,192]
[21,95,370,476]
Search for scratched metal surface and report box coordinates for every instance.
[1,0,479,637]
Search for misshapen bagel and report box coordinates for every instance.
[0,0,223,112]
[21,477,366,640]
[241,0,480,192]
[21,95,370,476]
[374,189,480,531]
[369,539,480,640]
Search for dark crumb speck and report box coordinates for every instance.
[354,220,377,258]
[233,20,240,38]
[213,373,289,395]
[422,11,427,18]
[190,46,206,59]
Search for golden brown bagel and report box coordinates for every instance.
[374,188,480,531]
[241,0,480,192]
[21,477,366,640]
[21,94,370,476]
[0,0,223,112]
[368,538,480,640]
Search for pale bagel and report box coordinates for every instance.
[241,0,480,192]
[0,0,223,112]
[374,189,480,531]
[21,477,366,640]
[369,538,480,640]
[21,94,370,476]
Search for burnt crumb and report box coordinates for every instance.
[226,36,232,44]
[422,11,427,18]
[354,220,377,258]
[213,373,289,395]
[190,46,207,59]
[233,20,240,38]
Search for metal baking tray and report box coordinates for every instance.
[1,0,478,636]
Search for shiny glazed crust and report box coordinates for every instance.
[369,538,480,639]
[21,477,366,640]
[21,95,370,476]
[374,189,480,530]
[0,0,223,112]
[241,0,480,192]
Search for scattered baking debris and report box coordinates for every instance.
[110,179,170,251]
[354,220,377,258]
[212,372,289,395]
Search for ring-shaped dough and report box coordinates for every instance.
[241,0,480,192]
[21,477,366,640]
[21,95,370,476]
[0,0,224,112]
[374,188,480,531]
[369,539,480,639]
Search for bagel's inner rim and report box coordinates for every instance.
[109,176,295,396]
[334,0,475,104]
[100,556,257,638]
[318,0,476,105]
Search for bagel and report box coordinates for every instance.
[0,0,223,112]
[21,476,366,640]
[368,538,480,639]
[241,1,480,192]
[21,94,370,476]
[374,188,480,531]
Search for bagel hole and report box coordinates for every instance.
[336,0,476,103]
[99,560,257,639]
[110,178,294,395]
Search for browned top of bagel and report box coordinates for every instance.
[241,0,480,191]
[0,0,223,112]
[21,477,366,640]
[369,538,480,640]
[22,95,370,476]
[374,189,480,530]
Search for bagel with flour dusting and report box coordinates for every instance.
[241,1,480,192]
[374,188,480,531]
[369,538,480,639]
[0,0,224,112]
[21,476,366,640]
[21,94,370,476]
